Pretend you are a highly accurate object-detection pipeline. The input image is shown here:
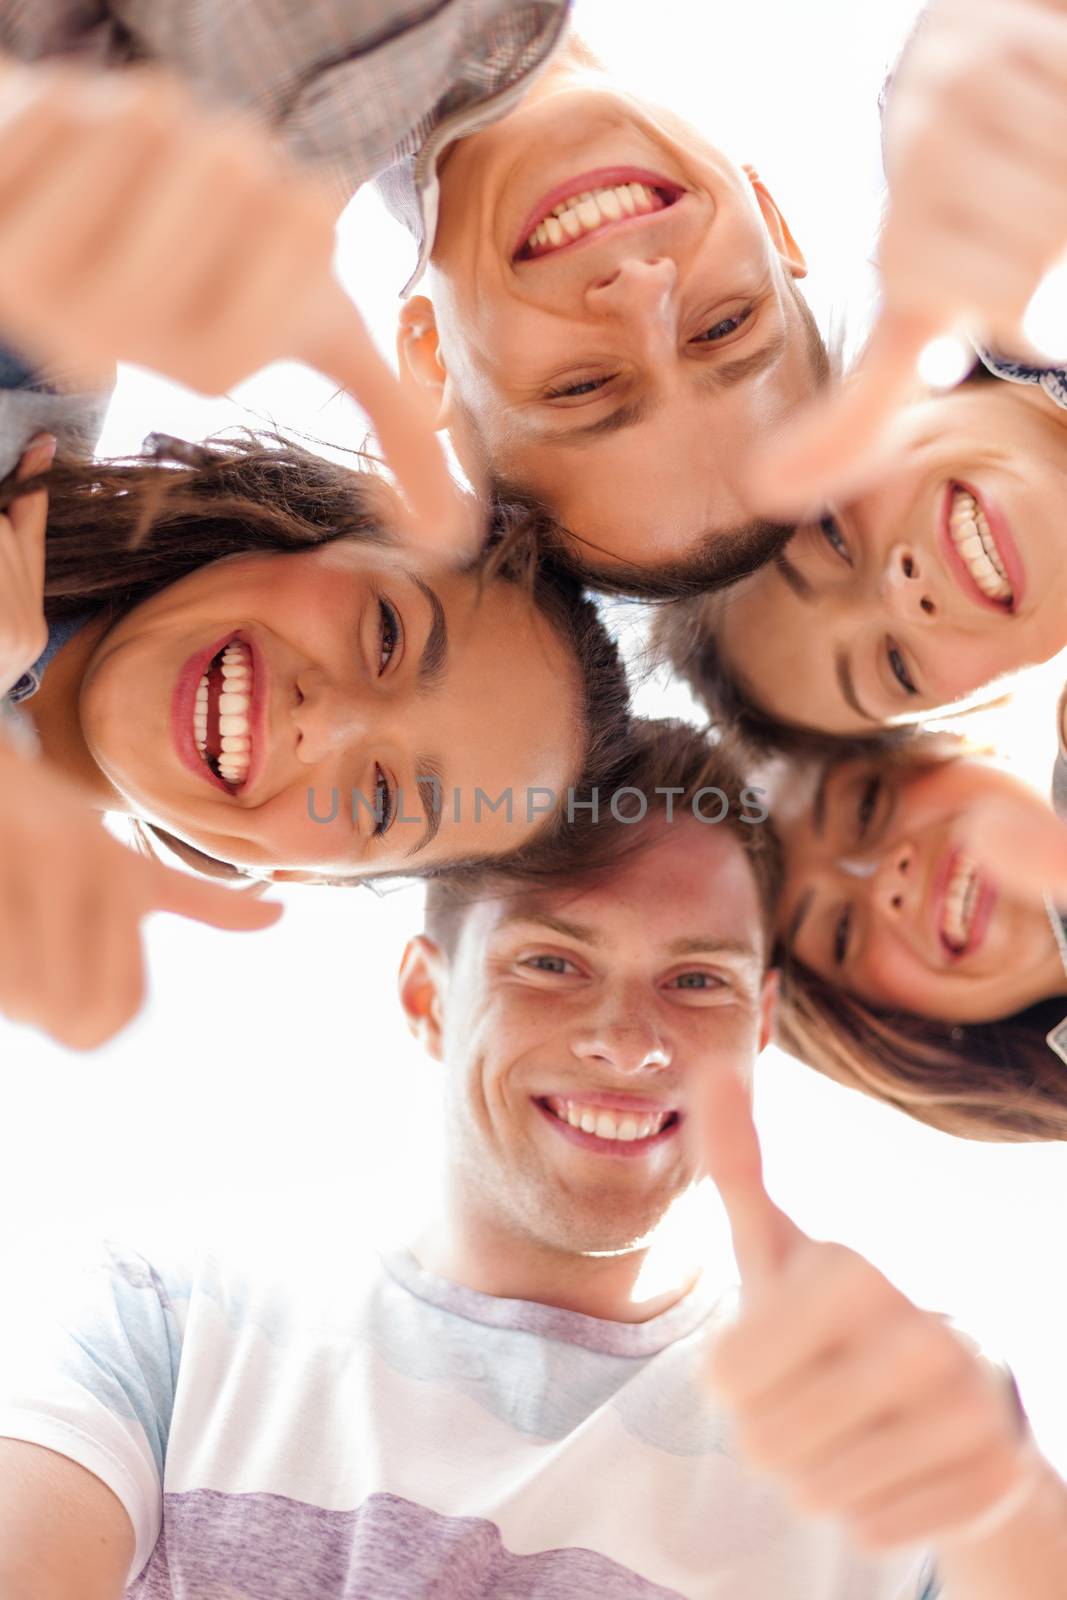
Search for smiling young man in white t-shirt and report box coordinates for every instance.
[0,723,1063,1599]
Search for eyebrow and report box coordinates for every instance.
[403,754,445,858]
[496,916,760,963]
[536,331,789,447]
[776,550,814,601]
[412,577,448,691]
[784,887,815,953]
[834,648,880,725]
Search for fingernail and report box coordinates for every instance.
[27,433,57,470]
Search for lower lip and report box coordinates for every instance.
[939,482,1026,615]
[534,1097,681,1159]
[513,166,685,261]
[171,630,267,795]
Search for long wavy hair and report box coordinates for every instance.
[6,431,633,883]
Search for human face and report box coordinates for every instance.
[78,542,580,876]
[774,754,1062,1023]
[716,382,1067,735]
[427,820,774,1259]
[417,72,816,572]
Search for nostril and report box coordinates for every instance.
[902,555,915,578]
[920,596,935,615]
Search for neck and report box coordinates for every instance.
[412,1169,705,1324]
[26,614,121,807]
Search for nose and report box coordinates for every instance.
[584,256,679,342]
[570,999,672,1077]
[292,670,371,767]
[880,543,939,623]
[869,838,918,920]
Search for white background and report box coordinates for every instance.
[2,0,1065,1485]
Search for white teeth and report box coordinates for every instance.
[549,1098,670,1142]
[948,488,1012,603]
[525,182,664,255]
[940,854,980,951]
[192,640,254,784]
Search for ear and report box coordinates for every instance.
[743,166,807,280]
[396,296,449,430]
[757,967,779,1055]
[398,933,448,1061]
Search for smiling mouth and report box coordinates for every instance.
[946,485,1014,608]
[539,1095,679,1143]
[514,174,684,262]
[194,639,254,788]
[939,852,982,955]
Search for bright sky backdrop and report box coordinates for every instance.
[3,0,1066,1489]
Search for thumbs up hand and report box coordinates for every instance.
[692,1067,1038,1553]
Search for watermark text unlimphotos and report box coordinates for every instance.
[307,783,769,827]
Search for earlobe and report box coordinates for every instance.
[396,296,449,429]
[758,968,780,1054]
[743,166,807,280]
[398,934,447,1061]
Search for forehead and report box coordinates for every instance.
[461,820,766,961]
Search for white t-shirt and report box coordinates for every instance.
[0,1235,937,1598]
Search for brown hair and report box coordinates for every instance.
[771,734,1067,1142]
[777,963,1067,1142]
[424,716,783,957]
[8,431,633,883]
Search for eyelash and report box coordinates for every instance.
[544,375,613,400]
[378,597,400,673]
[832,905,853,965]
[857,775,881,837]
[372,762,395,838]
[543,306,755,398]
[818,513,850,563]
[886,642,918,695]
[690,305,754,344]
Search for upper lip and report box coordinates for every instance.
[937,480,1025,615]
[171,628,269,799]
[512,166,687,262]
[539,1091,679,1115]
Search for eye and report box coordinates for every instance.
[691,305,753,344]
[522,954,578,975]
[372,763,396,837]
[887,641,918,695]
[818,513,851,564]
[856,775,882,838]
[544,375,613,400]
[378,598,400,674]
[832,905,853,966]
[669,971,725,990]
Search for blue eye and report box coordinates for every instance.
[818,514,850,563]
[887,642,917,695]
[545,375,612,399]
[672,972,722,990]
[692,306,753,343]
[526,954,572,973]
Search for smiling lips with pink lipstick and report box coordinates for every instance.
[513,167,686,262]
[535,1090,682,1159]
